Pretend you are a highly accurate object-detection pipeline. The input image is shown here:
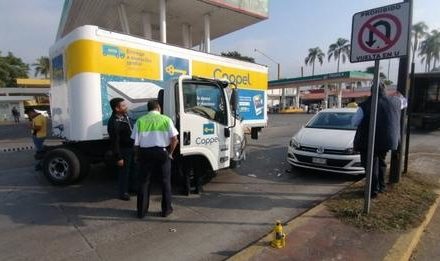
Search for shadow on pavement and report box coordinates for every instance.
[0,144,360,229]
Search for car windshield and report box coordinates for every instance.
[306,112,356,130]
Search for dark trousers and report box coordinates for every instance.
[361,150,388,195]
[137,147,172,218]
[117,148,136,196]
[32,136,45,169]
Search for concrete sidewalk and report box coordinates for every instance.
[228,153,440,261]
[229,192,440,261]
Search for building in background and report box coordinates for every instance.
[0,78,50,122]
[268,71,373,110]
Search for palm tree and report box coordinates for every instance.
[33,56,50,78]
[411,22,428,63]
[430,30,440,69]
[327,38,350,72]
[419,30,440,72]
[305,47,325,76]
[419,36,432,72]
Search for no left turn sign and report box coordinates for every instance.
[350,2,410,63]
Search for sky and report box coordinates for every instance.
[1,0,440,81]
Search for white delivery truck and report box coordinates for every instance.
[45,25,268,192]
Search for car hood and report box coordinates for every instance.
[294,127,355,149]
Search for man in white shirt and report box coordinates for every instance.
[131,100,178,218]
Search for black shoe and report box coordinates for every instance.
[161,208,173,217]
[371,192,378,199]
[119,193,130,201]
[379,187,387,193]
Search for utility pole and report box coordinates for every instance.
[254,48,283,108]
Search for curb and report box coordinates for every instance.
[227,201,329,261]
[384,189,440,261]
[0,146,34,153]
[228,181,440,261]
[227,178,364,261]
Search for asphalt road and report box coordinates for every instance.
[0,114,377,261]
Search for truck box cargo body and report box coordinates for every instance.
[45,25,268,187]
[50,25,268,141]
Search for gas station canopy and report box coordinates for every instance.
[269,71,374,89]
[57,0,269,47]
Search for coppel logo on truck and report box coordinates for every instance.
[102,44,126,59]
[213,68,252,86]
[196,137,219,145]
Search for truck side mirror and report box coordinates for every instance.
[251,127,261,140]
[229,88,238,129]
[224,128,231,138]
[230,88,238,112]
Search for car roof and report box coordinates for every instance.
[318,108,358,113]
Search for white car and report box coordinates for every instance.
[287,108,364,175]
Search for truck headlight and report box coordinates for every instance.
[233,133,245,160]
[234,134,244,149]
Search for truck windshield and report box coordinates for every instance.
[182,82,228,125]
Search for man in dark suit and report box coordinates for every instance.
[352,83,406,198]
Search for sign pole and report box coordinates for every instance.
[390,0,413,182]
[404,61,416,173]
[350,1,411,213]
[364,60,381,214]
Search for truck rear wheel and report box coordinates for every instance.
[43,148,81,185]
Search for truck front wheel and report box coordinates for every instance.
[43,148,81,185]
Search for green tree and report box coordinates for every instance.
[419,30,440,72]
[411,22,429,63]
[33,56,50,78]
[327,38,350,72]
[365,66,387,80]
[221,51,255,63]
[305,47,325,76]
[0,51,29,87]
[429,30,440,70]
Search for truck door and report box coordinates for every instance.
[177,77,231,170]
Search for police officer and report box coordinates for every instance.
[107,98,136,201]
[131,100,178,218]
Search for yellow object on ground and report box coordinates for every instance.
[270,220,286,249]
[347,102,358,108]
[279,108,304,114]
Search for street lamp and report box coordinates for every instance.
[254,48,285,109]
[254,48,280,80]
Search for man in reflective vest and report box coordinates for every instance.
[132,100,178,218]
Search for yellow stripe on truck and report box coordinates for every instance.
[66,40,161,80]
[192,61,268,90]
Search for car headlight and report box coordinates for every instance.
[344,148,355,155]
[290,138,300,149]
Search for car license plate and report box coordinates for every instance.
[312,158,327,165]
